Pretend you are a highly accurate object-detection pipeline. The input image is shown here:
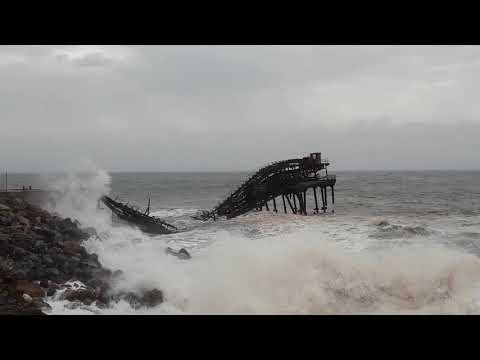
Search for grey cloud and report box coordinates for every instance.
[54,51,115,67]
[0,45,479,172]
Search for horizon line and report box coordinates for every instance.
[3,168,480,174]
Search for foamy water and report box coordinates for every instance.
[37,165,480,314]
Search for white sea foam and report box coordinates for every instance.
[45,164,480,315]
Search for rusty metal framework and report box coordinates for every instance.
[100,195,178,235]
[193,152,336,221]
[100,152,336,234]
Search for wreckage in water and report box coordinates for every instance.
[100,152,336,235]
[193,152,336,221]
[100,195,178,235]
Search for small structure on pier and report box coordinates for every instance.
[194,152,336,221]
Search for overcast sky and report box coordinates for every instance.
[1,45,479,172]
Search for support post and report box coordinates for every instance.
[313,187,319,214]
[293,194,297,213]
[320,186,326,213]
[272,197,277,212]
[296,193,303,215]
[282,194,287,213]
[303,190,307,215]
[331,185,335,213]
[285,194,296,214]
[323,186,328,210]
[265,201,270,211]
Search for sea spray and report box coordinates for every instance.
[43,159,112,230]
[82,226,480,314]
[41,164,480,314]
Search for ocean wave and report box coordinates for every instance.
[77,231,480,314]
[368,218,431,239]
[150,208,199,219]
[43,165,480,315]
[460,232,480,239]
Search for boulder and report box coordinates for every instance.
[0,215,12,226]
[62,241,83,255]
[17,216,30,227]
[83,227,97,237]
[114,288,164,309]
[16,280,46,298]
[11,233,34,249]
[141,289,164,308]
[62,288,97,305]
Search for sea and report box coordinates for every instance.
[4,168,480,314]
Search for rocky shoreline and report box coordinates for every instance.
[0,195,163,315]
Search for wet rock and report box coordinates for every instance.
[83,227,97,237]
[42,255,54,266]
[62,288,97,305]
[0,234,10,255]
[33,298,52,312]
[120,292,143,309]
[141,289,164,308]
[47,287,56,297]
[16,280,46,298]
[114,288,164,309]
[11,233,34,249]
[0,195,136,312]
[79,258,101,269]
[0,215,12,226]
[17,216,30,227]
[62,241,83,255]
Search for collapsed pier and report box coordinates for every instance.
[195,152,336,220]
[100,195,178,235]
[100,152,336,234]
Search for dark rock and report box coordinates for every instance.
[0,215,12,226]
[42,255,54,266]
[11,233,34,249]
[141,289,164,308]
[0,195,130,313]
[79,258,101,269]
[45,267,61,278]
[85,278,106,289]
[83,227,97,237]
[0,234,10,255]
[0,204,11,212]
[16,280,46,298]
[73,268,92,282]
[16,216,30,228]
[13,269,28,280]
[62,241,83,255]
[62,288,97,304]
[112,270,124,279]
[0,295,9,305]
[121,292,143,309]
[114,288,164,309]
[32,298,52,312]
[11,246,28,260]
[47,287,56,297]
